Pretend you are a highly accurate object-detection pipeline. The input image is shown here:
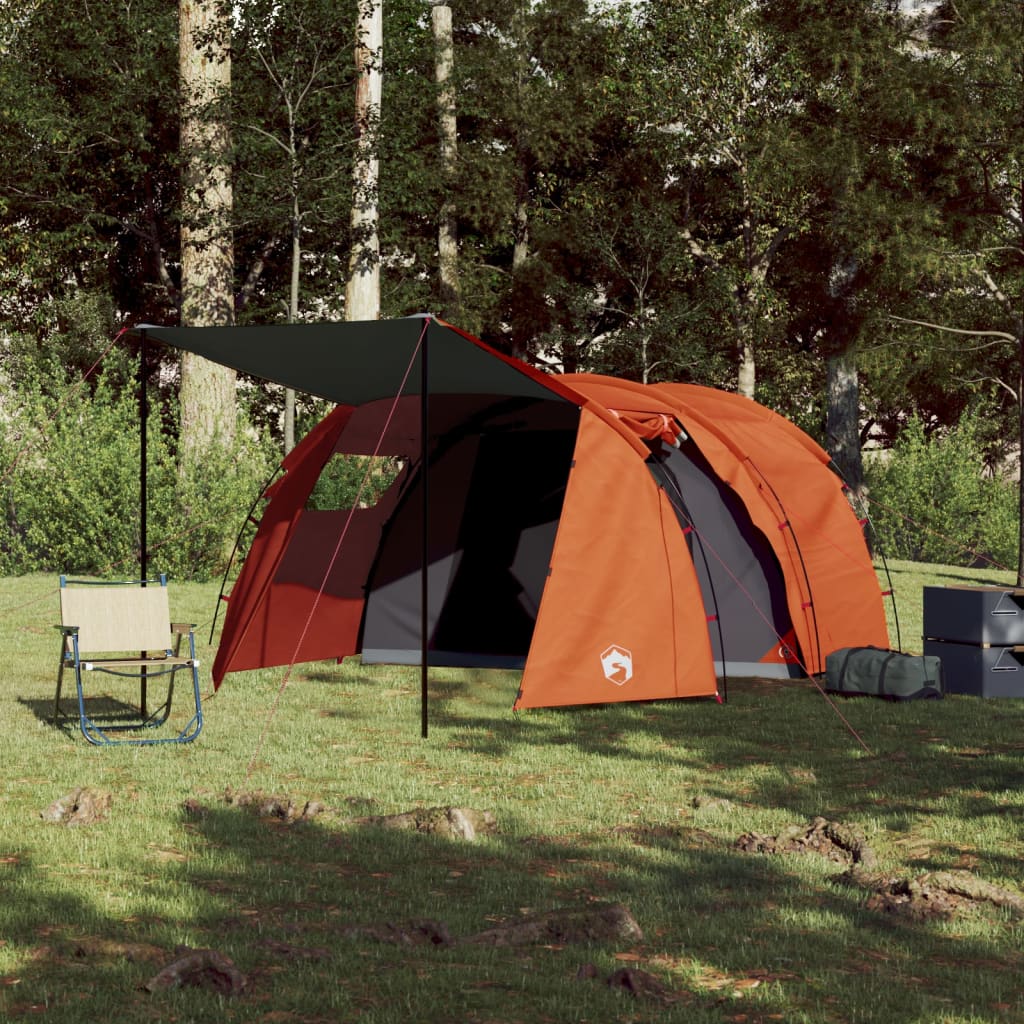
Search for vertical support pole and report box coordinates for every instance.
[420,323,430,739]
[139,329,150,717]
[139,329,149,584]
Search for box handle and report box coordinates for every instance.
[992,592,1024,616]
[992,647,1024,671]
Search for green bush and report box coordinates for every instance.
[306,453,404,511]
[865,414,1019,569]
[0,376,275,581]
[145,422,276,582]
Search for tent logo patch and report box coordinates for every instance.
[601,644,633,686]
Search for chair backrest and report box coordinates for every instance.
[60,582,173,654]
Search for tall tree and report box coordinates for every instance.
[437,0,620,355]
[345,0,382,321]
[232,0,355,450]
[626,0,816,398]
[762,0,934,495]
[179,0,236,455]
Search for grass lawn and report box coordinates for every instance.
[2,560,1023,1023]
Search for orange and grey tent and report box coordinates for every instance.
[140,317,888,727]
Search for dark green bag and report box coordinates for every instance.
[825,647,944,701]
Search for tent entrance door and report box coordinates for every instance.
[361,427,576,668]
[652,444,802,678]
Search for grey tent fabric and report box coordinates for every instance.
[138,317,569,408]
[361,406,580,668]
[649,444,798,679]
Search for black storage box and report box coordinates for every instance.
[923,639,1024,698]
[923,585,1024,646]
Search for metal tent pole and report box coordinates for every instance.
[139,328,150,717]
[139,329,149,583]
[420,323,430,738]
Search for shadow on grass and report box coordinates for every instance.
[293,661,1024,832]
[888,563,1016,589]
[19,691,186,744]
[5,795,1023,1023]
[20,695,149,734]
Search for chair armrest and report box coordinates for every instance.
[170,622,196,635]
[57,625,80,635]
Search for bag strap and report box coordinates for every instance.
[921,654,935,686]
[837,647,857,689]
[878,651,898,691]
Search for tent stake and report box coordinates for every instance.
[420,323,430,738]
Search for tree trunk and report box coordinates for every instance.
[179,0,236,456]
[507,0,532,360]
[344,0,382,322]
[1017,334,1024,586]
[826,347,865,497]
[284,186,301,454]
[734,299,757,398]
[736,337,756,398]
[433,4,460,320]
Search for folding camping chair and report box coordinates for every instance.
[54,575,203,745]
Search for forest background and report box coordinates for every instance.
[1,0,1022,584]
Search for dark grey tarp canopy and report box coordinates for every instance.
[135,315,576,738]
[137,316,569,407]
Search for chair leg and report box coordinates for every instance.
[74,666,104,745]
[54,649,66,724]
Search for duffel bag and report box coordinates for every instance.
[825,646,943,701]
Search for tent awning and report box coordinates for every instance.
[138,317,576,408]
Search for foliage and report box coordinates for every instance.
[0,372,273,581]
[865,414,1018,569]
[2,0,1024,567]
[305,453,405,511]
[0,0,181,328]
[230,0,358,322]
[146,418,275,581]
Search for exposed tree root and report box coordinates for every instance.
[838,866,1024,921]
[461,902,643,947]
[352,805,497,841]
[143,947,247,995]
[737,816,877,866]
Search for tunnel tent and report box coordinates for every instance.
[139,316,889,720]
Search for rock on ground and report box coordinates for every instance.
[40,788,112,826]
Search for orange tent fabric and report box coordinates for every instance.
[515,409,716,708]
[653,383,889,672]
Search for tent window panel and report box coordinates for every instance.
[305,455,407,511]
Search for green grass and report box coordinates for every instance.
[2,563,1024,1023]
